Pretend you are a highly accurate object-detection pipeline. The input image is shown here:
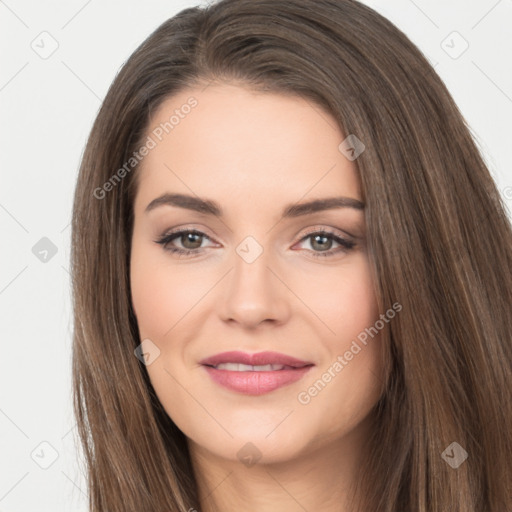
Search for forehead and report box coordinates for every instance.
[134,83,362,213]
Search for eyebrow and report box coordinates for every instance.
[144,193,364,218]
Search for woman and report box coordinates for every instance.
[70,0,512,510]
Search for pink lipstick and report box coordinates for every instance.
[199,351,314,395]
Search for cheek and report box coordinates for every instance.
[130,245,206,340]
[328,259,383,389]
[291,254,378,339]
[291,256,383,407]
[337,265,379,337]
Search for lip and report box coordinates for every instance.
[199,350,313,368]
[200,351,314,396]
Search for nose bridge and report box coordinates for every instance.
[230,235,275,301]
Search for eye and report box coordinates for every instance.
[294,229,356,258]
[155,229,214,257]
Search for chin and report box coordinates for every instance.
[186,423,316,466]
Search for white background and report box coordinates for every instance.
[1,0,511,510]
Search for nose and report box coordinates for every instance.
[219,245,291,329]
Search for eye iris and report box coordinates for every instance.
[311,234,332,251]
[182,232,202,249]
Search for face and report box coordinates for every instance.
[130,83,385,466]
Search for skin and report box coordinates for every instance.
[130,82,386,512]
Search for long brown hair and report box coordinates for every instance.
[70,0,512,510]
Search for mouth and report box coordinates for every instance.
[199,351,314,395]
[206,363,298,371]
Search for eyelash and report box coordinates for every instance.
[154,227,356,259]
